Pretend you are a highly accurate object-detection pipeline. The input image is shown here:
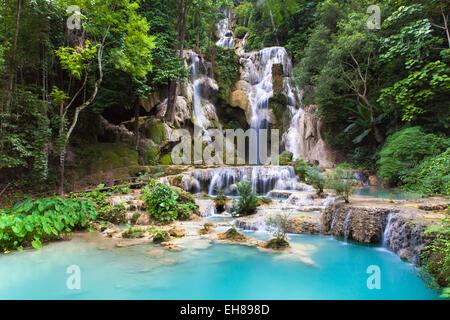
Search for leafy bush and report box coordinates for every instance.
[0,197,97,252]
[122,227,145,239]
[266,213,291,249]
[142,180,198,222]
[234,26,249,39]
[305,166,328,195]
[213,47,240,101]
[293,159,313,181]
[153,229,170,243]
[420,210,449,297]
[233,181,259,216]
[69,184,127,224]
[279,151,293,165]
[377,127,449,186]
[403,148,450,195]
[328,168,356,203]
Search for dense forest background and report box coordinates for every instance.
[0,0,449,197]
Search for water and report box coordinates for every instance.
[190,166,299,195]
[216,17,235,49]
[0,232,439,300]
[355,187,422,200]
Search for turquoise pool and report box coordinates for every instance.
[0,231,439,300]
[355,186,422,200]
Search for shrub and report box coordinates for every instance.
[153,229,170,243]
[233,181,259,216]
[279,151,293,165]
[377,127,449,186]
[142,180,198,222]
[266,213,291,249]
[420,210,449,297]
[305,166,328,195]
[69,184,127,224]
[328,168,356,203]
[293,159,312,181]
[122,227,145,239]
[403,148,450,195]
[0,197,97,252]
[234,26,249,39]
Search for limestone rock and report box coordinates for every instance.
[169,227,187,238]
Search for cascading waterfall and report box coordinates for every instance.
[330,208,340,231]
[189,166,299,195]
[382,211,394,247]
[216,17,235,49]
[343,209,353,240]
[240,47,301,161]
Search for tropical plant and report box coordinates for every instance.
[377,127,449,186]
[328,168,356,203]
[266,213,291,249]
[141,179,198,222]
[305,166,328,196]
[233,181,259,216]
[420,209,450,297]
[0,197,97,252]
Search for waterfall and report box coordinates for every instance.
[188,166,299,195]
[216,15,235,48]
[330,208,340,232]
[343,209,353,240]
[382,211,394,247]
[240,47,301,162]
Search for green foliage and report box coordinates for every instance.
[403,147,450,195]
[420,210,450,294]
[233,181,259,216]
[305,166,327,195]
[234,26,249,39]
[279,151,293,165]
[55,40,99,80]
[266,213,290,244]
[0,197,97,252]
[213,47,240,101]
[328,168,356,203]
[69,184,127,224]
[0,90,52,186]
[141,180,198,222]
[293,159,313,181]
[377,127,449,186]
[152,229,170,243]
[122,226,145,239]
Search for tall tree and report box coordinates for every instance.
[51,0,155,195]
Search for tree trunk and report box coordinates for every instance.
[360,94,384,146]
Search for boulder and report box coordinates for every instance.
[169,227,187,238]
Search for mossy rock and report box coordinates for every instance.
[265,238,290,250]
[279,151,293,165]
[160,154,173,165]
[141,144,161,165]
[153,230,170,244]
[75,143,139,179]
[146,119,167,145]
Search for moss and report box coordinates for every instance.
[265,238,290,250]
[279,151,293,165]
[153,230,170,243]
[142,144,161,165]
[75,143,139,179]
[160,153,173,165]
[146,119,167,145]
